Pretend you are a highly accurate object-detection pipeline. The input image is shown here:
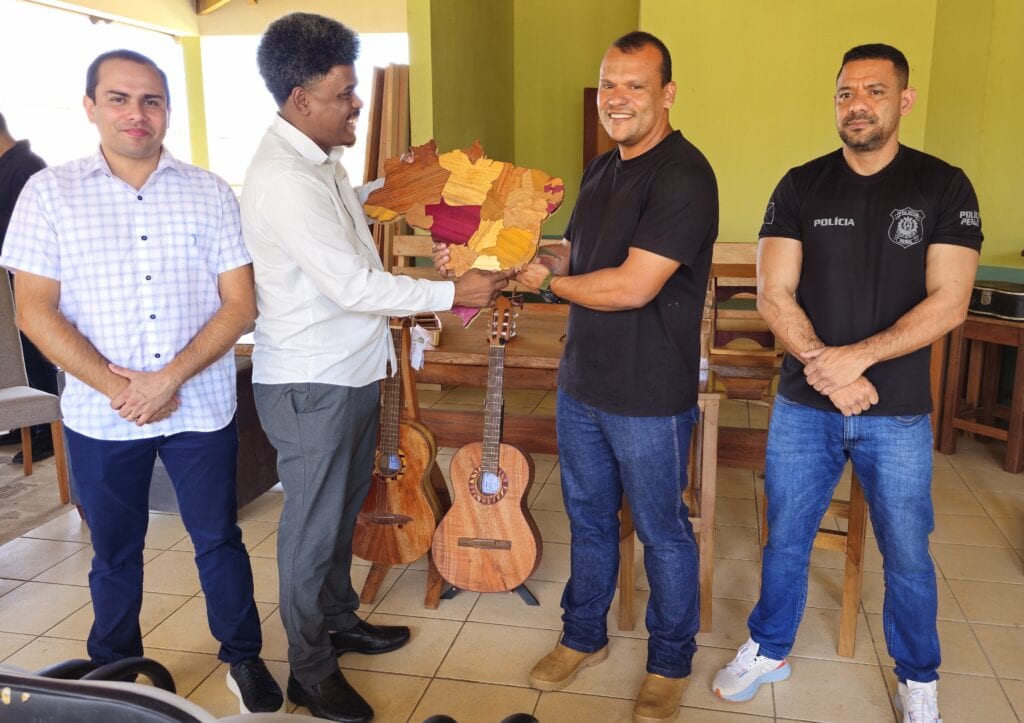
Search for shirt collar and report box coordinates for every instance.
[272,114,347,169]
[81,146,184,180]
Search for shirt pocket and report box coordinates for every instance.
[157,220,216,278]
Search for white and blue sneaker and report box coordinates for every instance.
[712,637,792,702]
[895,680,942,722]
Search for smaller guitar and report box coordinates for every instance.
[353,319,442,566]
[431,296,542,592]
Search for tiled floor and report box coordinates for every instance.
[1,394,1022,722]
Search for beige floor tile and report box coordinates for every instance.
[0,631,33,660]
[142,550,202,595]
[0,537,85,581]
[714,525,761,562]
[773,657,890,722]
[537,391,557,410]
[149,649,222,698]
[436,621,557,688]
[0,578,21,596]
[931,543,1024,583]
[681,645,775,718]
[2,636,88,670]
[341,612,462,677]
[526,480,545,508]
[256,607,288,663]
[46,591,190,641]
[1003,678,1024,721]
[696,597,755,652]
[469,579,564,631]
[684,711,774,722]
[708,558,761,602]
[931,488,987,516]
[789,608,877,665]
[376,568,478,621]
[171,518,279,553]
[562,635,647,699]
[531,455,558,485]
[714,498,758,528]
[972,623,1024,680]
[535,690,636,722]
[932,513,1012,547]
[410,678,539,723]
[32,546,159,588]
[533,509,570,544]
[718,402,750,427]
[714,467,757,500]
[237,491,285,522]
[504,389,546,408]
[416,388,447,406]
[931,465,968,490]
[866,613,992,676]
[883,670,1017,723]
[861,571,965,622]
[992,517,1024,548]
[957,464,1024,494]
[431,402,483,413]
[933,450,952,468]
[808,544,847,571]
[529,541,570,583]
[0,582,91,635]
[608,587,649,639]
[143,513,190,550]
[946,439,1009,469]
[747,404,770,430]
[343,668,432,722]
[948,579,1024,626]
[23,508,91,543]
[975,490,1024,519]
[803,565,846,611]
[544,465,561,486]
[248,530,278,558]
[439,387,487,405]
[530,483,564,512]
[144,596,220,654]
[245,555,280,604]
[349,563,404,615]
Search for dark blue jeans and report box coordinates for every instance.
[557,389,700,678]
[65,420,262,665]
[748,394,940,683]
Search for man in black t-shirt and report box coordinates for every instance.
[512,32,717,722]
[0,111,57,458]
[712,45,980,723]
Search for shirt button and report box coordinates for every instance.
[149,314,156,319]
[137,195,143,201]
[141,235,148,241]
[145,275,152,280]
[154,353,161,359]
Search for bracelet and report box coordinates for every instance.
[539,272,561,303]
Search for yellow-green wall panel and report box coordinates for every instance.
[512,0,640,234]
[197,0,408,35]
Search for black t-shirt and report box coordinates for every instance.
[759,145,983,415]
[0,140,47,252]
[560,131,718,416]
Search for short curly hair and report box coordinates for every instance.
[257,12,360,106]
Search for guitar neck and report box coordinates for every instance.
[379,326,403,458]
[481,343,506,474]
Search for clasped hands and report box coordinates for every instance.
[108,364,182,426]
[800,345,879,416]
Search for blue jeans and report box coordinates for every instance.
[65,420,262,665]
[748,395,940,683]
[557,389,700,678]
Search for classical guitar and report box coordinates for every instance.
[353,319,442,565]
[431,297,542,592]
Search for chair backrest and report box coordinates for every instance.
[0,272,30,389]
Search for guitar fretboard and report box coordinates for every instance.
[379,326,403,460]
[481,343,506,473]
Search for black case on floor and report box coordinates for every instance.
[969,280,1024,321]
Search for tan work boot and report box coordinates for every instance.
[528,643,609,691]
[633,673,689,723]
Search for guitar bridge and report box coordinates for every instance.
[457,537,512,550]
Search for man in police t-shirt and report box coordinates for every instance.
[712,44,981,723]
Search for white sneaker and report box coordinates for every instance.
[712,637,791,702]
[895,680,942,723]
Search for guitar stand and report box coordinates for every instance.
[440,583,540,607]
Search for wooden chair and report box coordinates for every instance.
[0,274,69,504]
[617,392,721,633]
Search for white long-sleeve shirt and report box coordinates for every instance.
[240,115,455,387]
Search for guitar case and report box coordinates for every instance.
[969,280,1024,321]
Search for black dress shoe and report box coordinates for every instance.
[0,430,21,445]
[12,434,54,464]
[287,670,373,722]
[330,620,410,656]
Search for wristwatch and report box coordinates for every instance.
[539,272,561,303]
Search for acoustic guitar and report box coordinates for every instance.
[353,319,442,565]
[431,297,542,592]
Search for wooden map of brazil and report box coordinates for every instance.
[363,140,564,276]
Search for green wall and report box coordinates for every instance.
[512,0,639,233]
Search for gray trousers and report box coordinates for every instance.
[253,381,380,685]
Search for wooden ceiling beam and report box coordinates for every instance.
[195,0,234,16]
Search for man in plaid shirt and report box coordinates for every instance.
[0,50,282,714]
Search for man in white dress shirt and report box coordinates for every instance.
[1,50,283,714]
[242,13,510,722]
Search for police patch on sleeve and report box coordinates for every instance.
[888,207,925,248]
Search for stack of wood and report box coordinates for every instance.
[363,63,411,269]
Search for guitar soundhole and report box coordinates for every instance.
[376,451,404,479]
[469,468,508,505]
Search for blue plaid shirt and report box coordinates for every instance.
[1,149,251,440]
